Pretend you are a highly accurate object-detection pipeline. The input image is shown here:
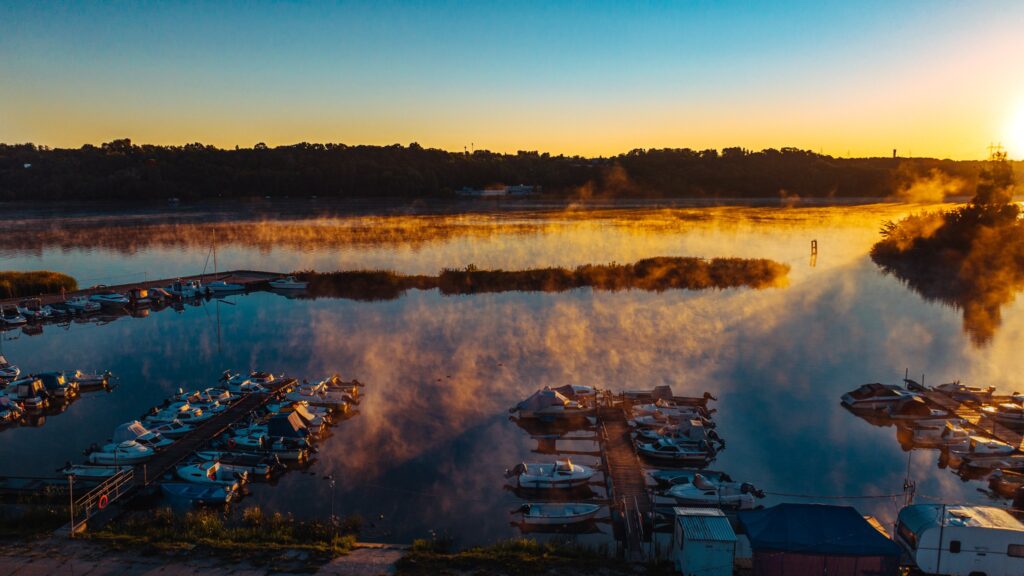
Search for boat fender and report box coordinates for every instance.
[98,494,109,509]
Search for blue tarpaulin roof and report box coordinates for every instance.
[737,504,901,557]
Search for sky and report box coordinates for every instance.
[1,1,1023,159]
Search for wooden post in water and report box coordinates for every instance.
[67,474,74,538]
[810,240,818,267]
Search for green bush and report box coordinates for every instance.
[0,271,78,299]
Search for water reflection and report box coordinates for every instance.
[0,203,1020,545]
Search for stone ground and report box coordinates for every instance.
[0,538,405,575]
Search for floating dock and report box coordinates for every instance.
[597,403,652,561]
[0,269,283,308]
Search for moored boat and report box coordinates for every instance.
[175,461,246,488]
[60,464,132,479]
[664,473,765,510]
[636,438,715,464]
[207,280,245,293]
[166,279,204,299]
[88,291,130,307]
[510,387,595,421]
[0,355,20,381]
[514,502,601,525]
[841,383,919,411]
[268,276,309,290]
[64,296,101,313]
[507,459,595,489]
[86,440,154,464]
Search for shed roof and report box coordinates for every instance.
[737,503,901,557]
[675,507,737,543]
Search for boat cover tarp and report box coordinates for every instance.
[113,421,150,443]
[515,387,569,411]
[292,404,317,423]
[267,412,307,438]
[737,503,901,556]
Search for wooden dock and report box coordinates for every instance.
[79,377,296,531]
[923,390,1024,449]
[598,405,652,561]
[0,269,283,308]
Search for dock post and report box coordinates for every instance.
[810,239,818,267]
[68,474,74,538]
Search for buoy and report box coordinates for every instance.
[98,493,109,510]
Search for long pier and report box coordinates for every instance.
[78,377,296,531]
[597,404,652,561]
[923,390,1024,449]
[0,269,283,308]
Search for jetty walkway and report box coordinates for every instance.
[597,402,652,561]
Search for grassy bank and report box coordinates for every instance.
[0,271,77,299]
[296,257,789,301]
[397,538,673,576]
[86,507,357,557]
[0,503,68,538]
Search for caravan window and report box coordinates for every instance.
[1008,544,1024,557]
[897,521,917,550]
[949,540,961,553]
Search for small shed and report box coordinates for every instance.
[737,503,901,576]
[673,507,737,576]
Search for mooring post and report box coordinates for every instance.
[67,474,74,538]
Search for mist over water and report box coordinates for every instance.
[1,201,1020,545]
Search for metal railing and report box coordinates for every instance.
[69,469,134,534]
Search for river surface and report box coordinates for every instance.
[1,199,1021,546]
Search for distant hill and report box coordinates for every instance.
[1,140,1020,202]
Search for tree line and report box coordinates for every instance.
[0,140,1019,201]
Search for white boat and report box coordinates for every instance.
[227,434,309,461]
[207,280,245,293]
[949,436,1016,459]
[64,296,101,313]
[665,473,765,510]
[511,388,594,421]
[113,420,174,450]
[0,306,27,326]
[88,291,130,307]
[176,387,238,406]
[907,419,970,448]
[635,419,720,445]
[636,438,715,464]
[193,451,277,477]
[508,459,595,489]
[221,370,275,393]
[60,464,132,479]
[87,440,154,464]
[934,381,996,403]
[67,369,112,390]
[149,419,196,439]
[175,461,246,488]
[841,383,919,411]
[632,399,710,419]
[0,355,20,381]
[268,276,309,290]
[982,403,1024,425]
[16,298,54,321]
[167,279,204,299]
[515,503,601,525]
[145,402,213,425]
[284,382,349,408]
[37,372,78,398]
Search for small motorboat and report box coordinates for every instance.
[268,276,309,290]
[148,287,174,304]
[60,464,132,479]
[510,387,595,421]
[166,279,204,299]
[885,396,950,420]
[621,385,716,407]
[193,450,279,477]
[145,402,213,426]
[632,399,710,419]
[934,381,996,404]
[89,291,130,307]
[664,473,765,510]
[207,280,245,293]
[635,419,722,447]
[284,381,349,409]
[161,482,236,504]
[507,459,595,489]
[949,436,1015,459]
[113,420,174,450]
[4,377,48,410]
[514,503,601,525]
[982,403,1024,425]
[0,396,25,423]
[648,469,734,488]
[149,419,196,439]
[86,440,154,464]
[906,419,970,449]
[36,372,78,399]
[221,370,275,393]
[175,461,247,488]
[16,298,54,321]
[841,383,919,411]
[226,435,310,461]
[1,306,27,326]
[67,370,113,390]
[636,438,715,464]
[0,354,20,381]
[176,387,238,406]
[64,296,101,313]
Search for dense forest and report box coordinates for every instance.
[1,140,1021,201]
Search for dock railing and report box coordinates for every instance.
[69,468,134,535]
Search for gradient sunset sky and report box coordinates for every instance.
[2,1,1023,158]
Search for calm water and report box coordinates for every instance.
[1,200,1020,546]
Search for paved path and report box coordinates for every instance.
[0,539,404,576]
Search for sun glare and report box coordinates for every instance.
[1007,103,1024,159]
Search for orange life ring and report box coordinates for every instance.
[98,494,109,510]
[228,438,237,449]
